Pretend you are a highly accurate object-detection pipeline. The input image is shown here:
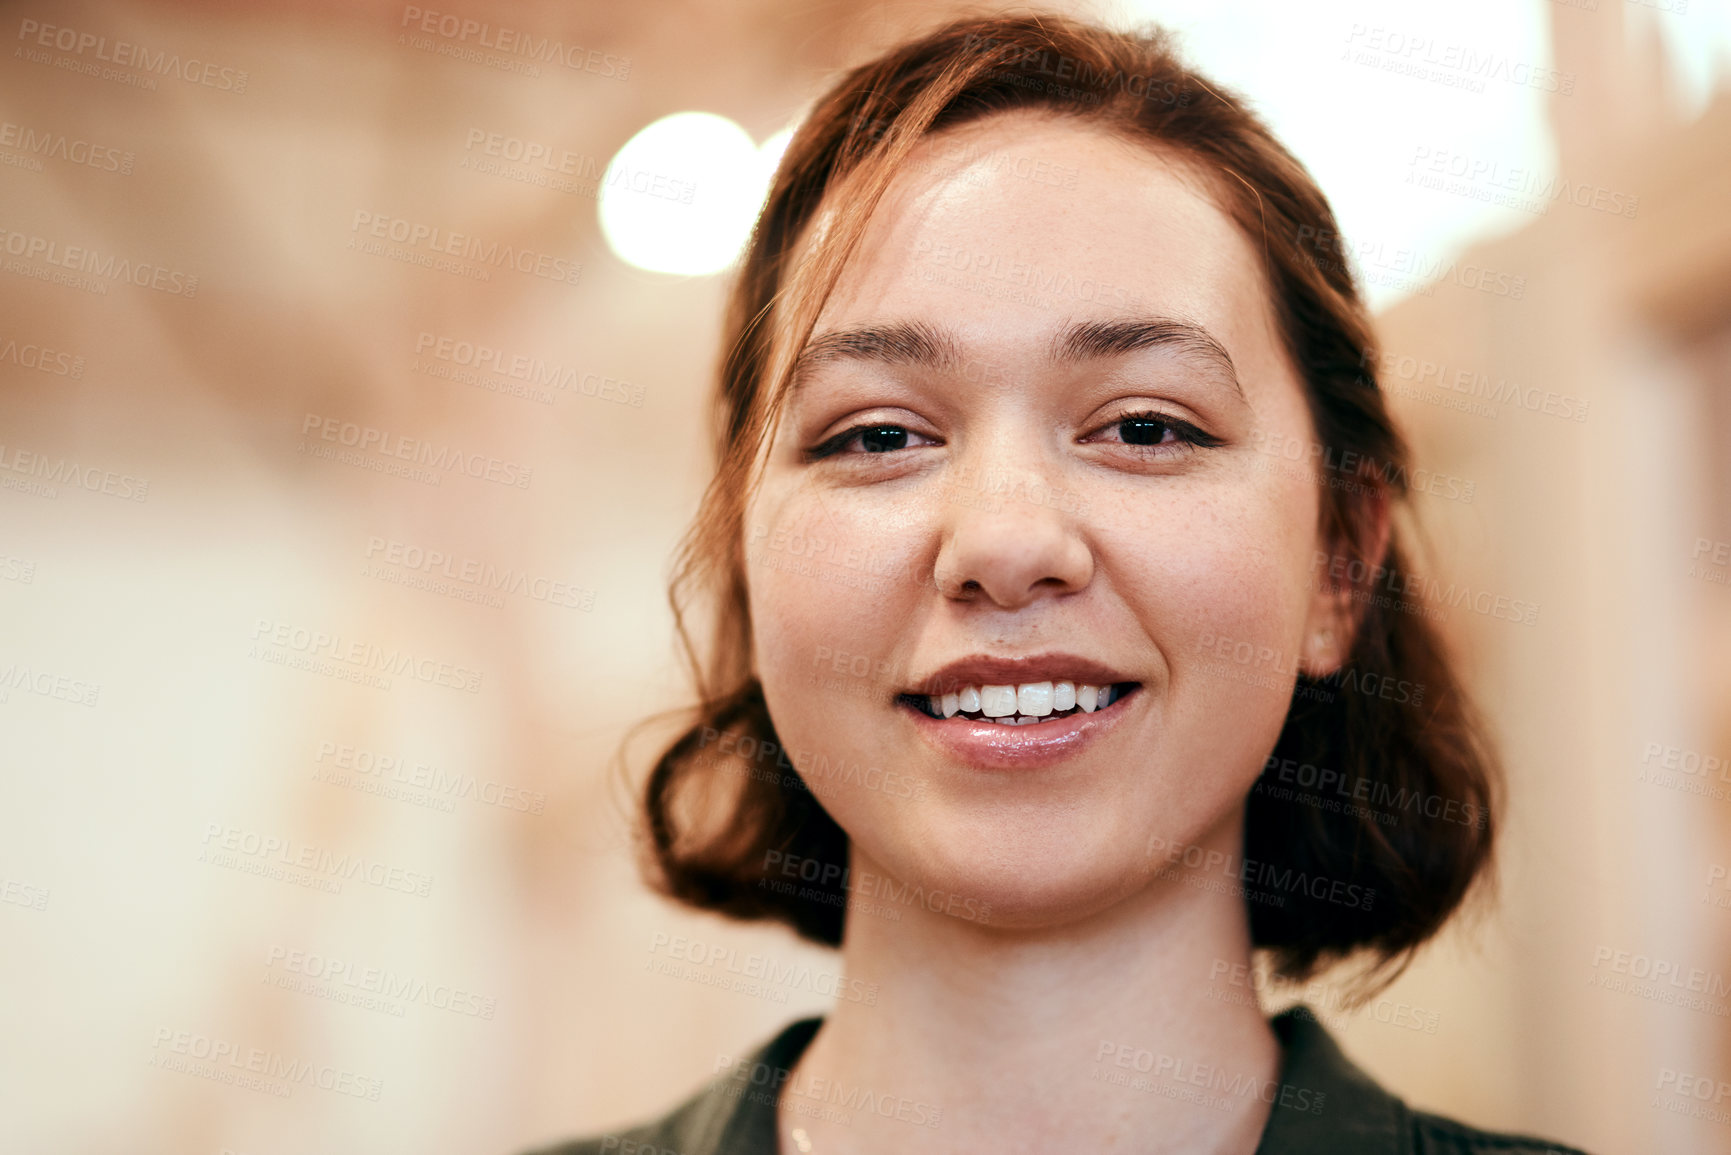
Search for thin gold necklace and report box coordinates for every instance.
[789,1125,813,1152]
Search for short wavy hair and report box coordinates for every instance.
[631,12,1499,984]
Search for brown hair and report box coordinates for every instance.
[634,13,1498,984]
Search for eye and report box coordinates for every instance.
[1086,409,1222,452]
[804,423,940,461]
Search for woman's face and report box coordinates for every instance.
[742,112,1346,930]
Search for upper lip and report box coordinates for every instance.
[905,653,1138,696]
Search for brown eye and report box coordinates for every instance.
[805,423,939,461]
[1119,415,1174,446]
[856,426,910,453]
[1091,410,1222,452]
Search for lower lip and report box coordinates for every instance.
[899,687,1140,771]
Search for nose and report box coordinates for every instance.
[932,461,1093,608]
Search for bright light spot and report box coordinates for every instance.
[758,126,794,190]
[599,112,789,276]
[1128,0,1557,309]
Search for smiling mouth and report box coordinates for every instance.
[896,682,1140,725]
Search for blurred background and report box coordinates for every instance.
[2,1,1730,1152]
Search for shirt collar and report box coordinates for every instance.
[675,1006,1404,1155]
[1254,1006,1405,1154]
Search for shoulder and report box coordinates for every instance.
[1263,1007,1596,1155]
[515,1078,736,1155]
[1406,1108,1595,1155]
[511,1016,826,1155]
[517,1097,705,1155]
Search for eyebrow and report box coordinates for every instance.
[792,321,961,382]
[1051,318,1240,395]
[791,316,1243,400]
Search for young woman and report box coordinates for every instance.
[531,15,1592,1155]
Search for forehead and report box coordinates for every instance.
[792,111,1285,376]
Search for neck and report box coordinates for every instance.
[776,843,1280,1155]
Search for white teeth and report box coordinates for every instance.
[920,680,1120,720]
[1017,682,1054,716]
[979,685,1018,718]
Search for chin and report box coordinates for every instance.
[863,814,1163,933]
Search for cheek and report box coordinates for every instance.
[743,498,934,842]
[744,493,927,737]
[1098,472,1319,815]
[1107,479,1314,657]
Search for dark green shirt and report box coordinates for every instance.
[524,1007,1592,1155]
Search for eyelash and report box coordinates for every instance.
[802,410,1222,461]
[1095,410,1224,453]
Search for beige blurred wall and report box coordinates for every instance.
[1320,10,1731,1151]
[0,2,1726,1154]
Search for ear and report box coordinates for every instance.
[1300,485,1393,678]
